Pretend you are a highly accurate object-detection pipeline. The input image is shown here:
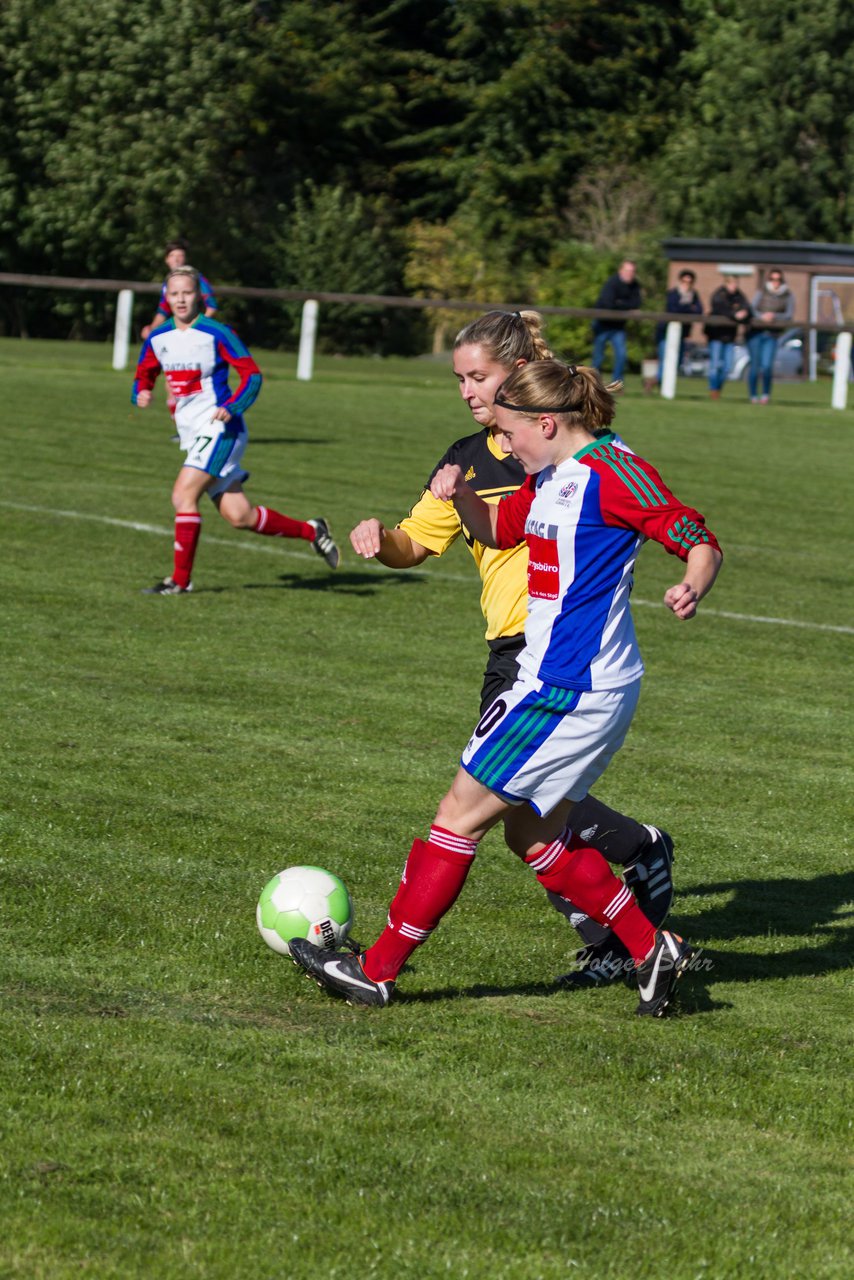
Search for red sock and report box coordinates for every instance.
[527,830,655,963]
[362,826,477,983]
[252,506,314,541]
[173,513,201,588]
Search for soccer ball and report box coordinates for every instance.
[256,865,353,957]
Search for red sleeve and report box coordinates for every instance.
[588,452,721,562]
[131,340,162,402]
[495,473,537,548]
[215,335,262,416]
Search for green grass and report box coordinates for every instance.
[1,338,852,1279]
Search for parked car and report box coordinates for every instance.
[679,328,805,381]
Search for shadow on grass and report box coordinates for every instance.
[192,571,427,597]
[391,870,854,1015]
[246,437,332,446]
[394,973,725,1016]
[680,869,854,940]
[667,869,854,988]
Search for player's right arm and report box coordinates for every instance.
[131,338,162,407]
[352,454,467,566]
[431,464,499,545]
[431,465,536,550]
[350,519,431,566]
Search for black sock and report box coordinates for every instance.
[546,890,611,947]
[569,795,654,866]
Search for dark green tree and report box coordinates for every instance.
[659,0,854,240]
[394,1,689,258]
[275,181,421,353]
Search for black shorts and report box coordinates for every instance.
[480,635,525,715]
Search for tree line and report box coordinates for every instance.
[1,0,852,355]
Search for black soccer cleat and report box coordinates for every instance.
[141,577,193,595]
[308,518,340,569]
[289,937,393,1007]
[635,929,695,1018]
[555,936,634,990]
[622,828,674,929]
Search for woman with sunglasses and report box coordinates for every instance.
[747,269,794,404]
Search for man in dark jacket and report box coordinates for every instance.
[591,259,642,382]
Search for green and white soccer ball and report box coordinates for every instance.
[256,865,353,956]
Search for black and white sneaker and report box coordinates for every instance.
[141,577,192,595]
[555,936,633,990]
[308,518,340,569]
[635,929,695,1018]
[622,828,674,928]
[289,937,392,1007]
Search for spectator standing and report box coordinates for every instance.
[705,275,751,399]
[747,269,795,404]
[591,260,642,382]
[649,270,703,391]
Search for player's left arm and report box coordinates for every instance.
[663,543,722,619]
[593,452,723,619]
[215,329,262,419]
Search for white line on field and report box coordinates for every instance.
[3,499,853,636]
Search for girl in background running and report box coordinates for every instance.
[133,267,338,593]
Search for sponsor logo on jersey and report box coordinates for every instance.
[165,368,203,397]
[525,518,559,540]
[527,533,560,599]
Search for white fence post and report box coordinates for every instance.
[112,288,134,370]
[831,331,852,409]
[297,299,319,382]
[660,320,681,400]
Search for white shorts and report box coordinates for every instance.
[461,675,641,817]
[179,423,249,498]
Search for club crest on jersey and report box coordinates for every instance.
[465,465,476,481]
[558,481,578,506]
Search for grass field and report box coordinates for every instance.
[1,337,852,1279]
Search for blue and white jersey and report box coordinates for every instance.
[132,316,262,440]
[495,434,720,692]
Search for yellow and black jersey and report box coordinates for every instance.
[398,428,528,641]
